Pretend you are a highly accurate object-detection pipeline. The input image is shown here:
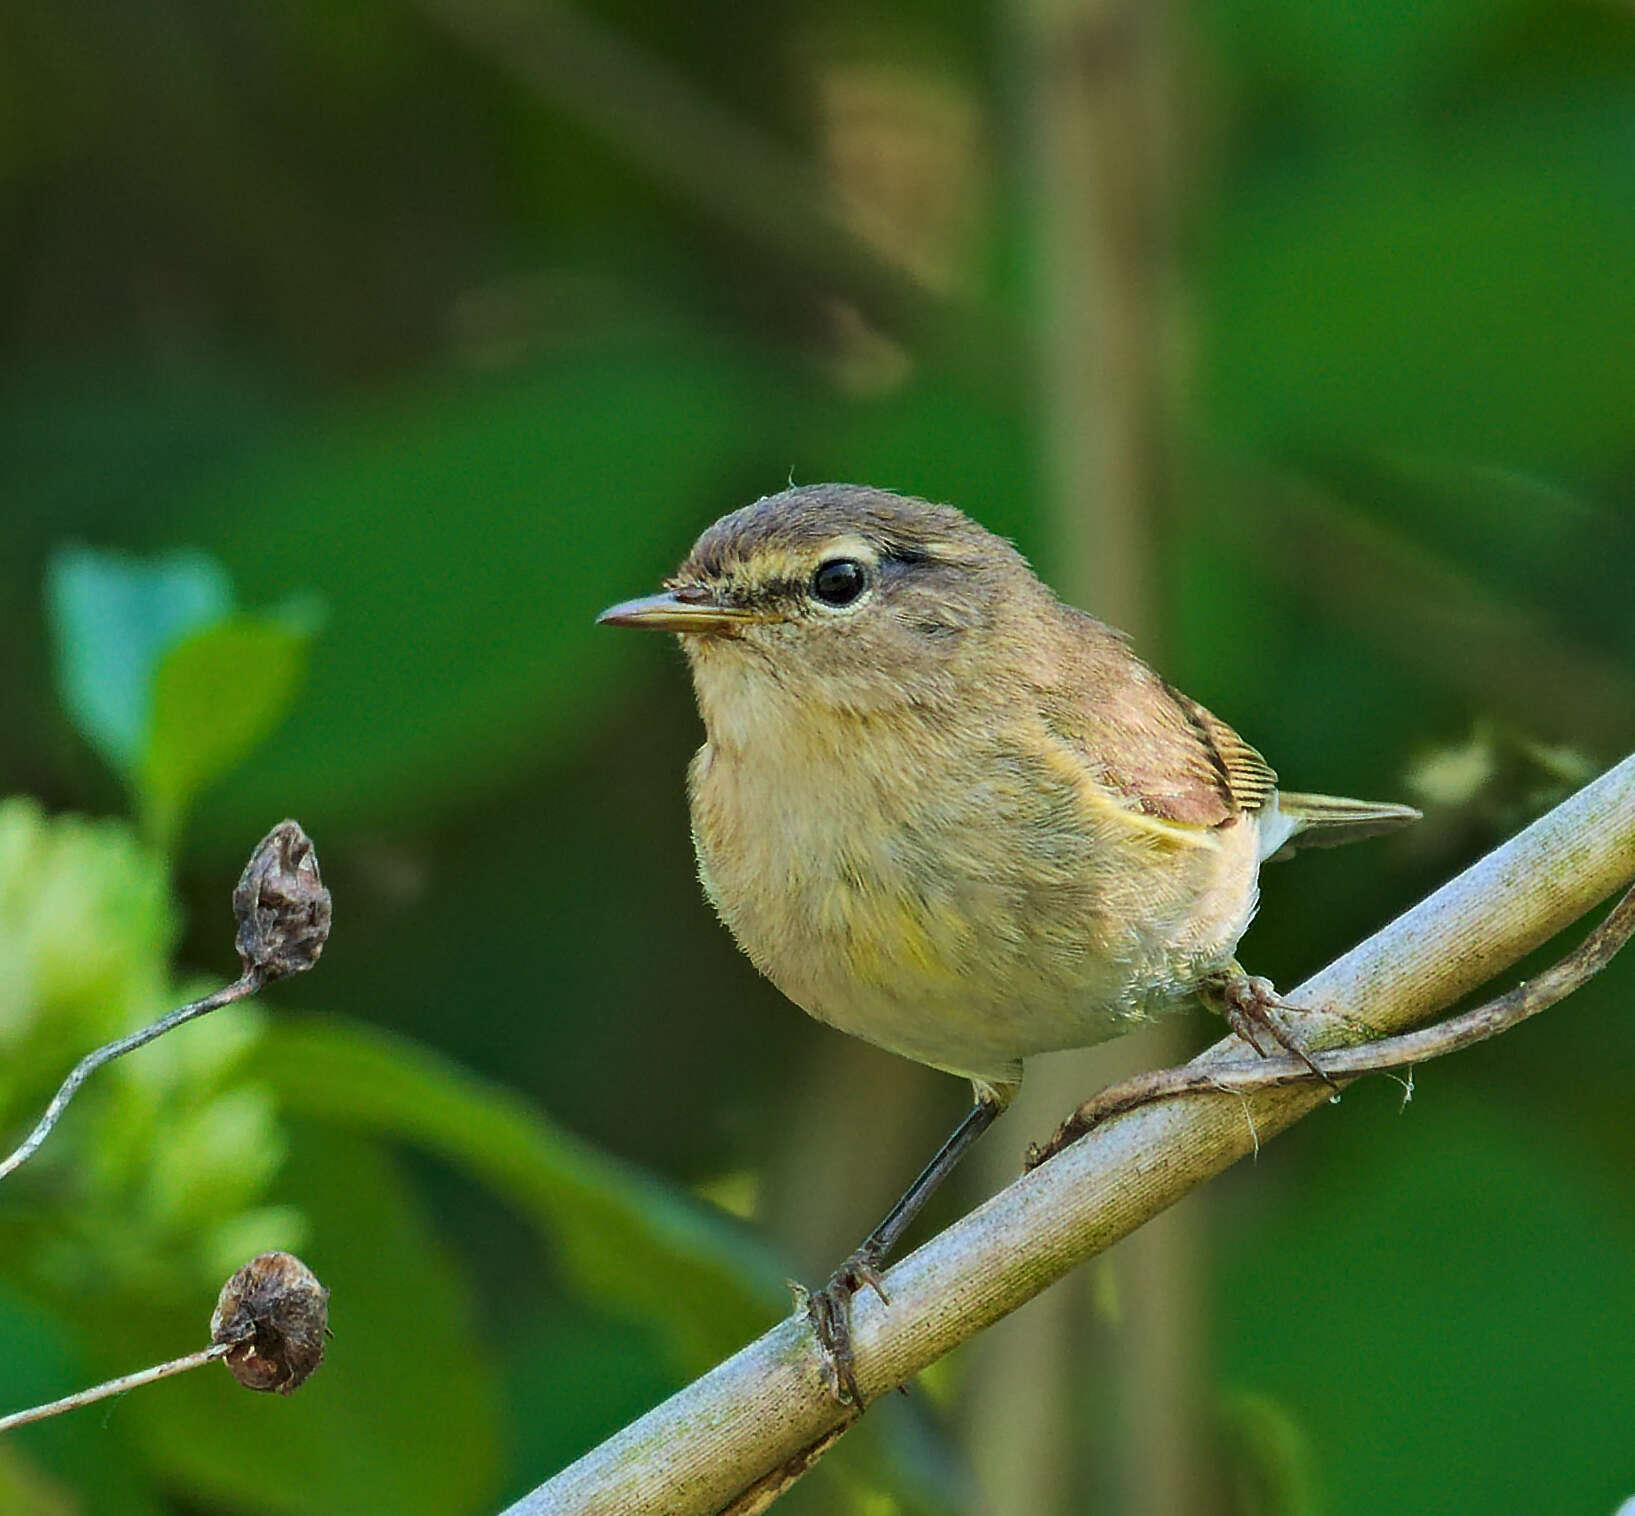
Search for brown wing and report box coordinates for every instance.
[1164,688,1278,819]
[1041,612,1277,829]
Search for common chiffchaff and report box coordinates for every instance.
[600,483,1417,1403]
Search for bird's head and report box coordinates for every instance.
[598,484,1041,738]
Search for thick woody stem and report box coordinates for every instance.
[504,751,1635,1516]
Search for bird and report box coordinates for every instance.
[598,482,1418,1404]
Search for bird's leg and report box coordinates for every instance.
[806,1086,1010,1407]
[1200,967,1338,1089]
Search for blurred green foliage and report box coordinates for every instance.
[2,0,1634,1511]
[47,548,320,847]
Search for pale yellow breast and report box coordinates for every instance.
[686,709,1264,1086]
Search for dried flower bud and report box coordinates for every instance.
[211,1251,330,1395]
[234,821,332,981]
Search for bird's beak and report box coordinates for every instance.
[596,589,769,635]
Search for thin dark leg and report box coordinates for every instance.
[855,1094,1005,1268]
[807,1088,1007,1407]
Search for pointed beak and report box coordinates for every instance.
[596,589,769,635]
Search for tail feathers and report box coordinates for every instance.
[1260,791,1422,861]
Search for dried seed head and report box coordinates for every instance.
[211,1251,330,1395]
[233,821,332,981]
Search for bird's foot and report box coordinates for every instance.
[1027,974,1361,1170]
[1204,971,1338,1089]
[803,1248,890,1408]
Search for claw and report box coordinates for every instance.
[1211,971,1336,1088]
[805,1248,887,1407]
[850,1258,890,1307]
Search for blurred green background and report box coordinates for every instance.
[2,0,1634,1512]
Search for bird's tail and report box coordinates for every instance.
[1259,791,1422,861]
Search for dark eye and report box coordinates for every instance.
[811,558,867,607]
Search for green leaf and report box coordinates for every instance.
[46,548,231,775]
[42,546,317,845]
[255,1014,787,1372]
[139,612,316,847]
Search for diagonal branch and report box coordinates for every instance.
[506,752,1635,1516]
[1027,872,1635,1165]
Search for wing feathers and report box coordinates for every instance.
[1038,611,1416,851]
[1168,690,1279,817]
[1040,614,1274,829]
[1266,792,1422,856]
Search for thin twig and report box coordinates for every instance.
[1028,875,1635,1166]
[0,817,332,1187]
[0,972,264,1183]
[0,1343,231,1434]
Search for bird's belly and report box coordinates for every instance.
[689,740,1263,1085]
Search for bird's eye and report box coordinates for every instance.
[810,558,867,607]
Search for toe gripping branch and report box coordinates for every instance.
[805,1251,889,1408]
[1208,971,1338,1087]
